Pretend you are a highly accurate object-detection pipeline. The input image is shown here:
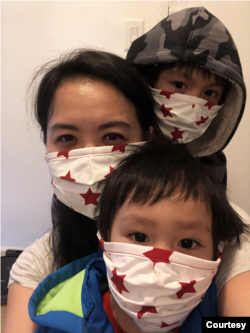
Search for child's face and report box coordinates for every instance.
[155,66,224,105]
[110,195,214,261]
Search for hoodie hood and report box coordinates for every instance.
[127,6,246,157]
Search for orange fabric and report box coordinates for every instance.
[103,290,180,333]
[103,291,127,333]
[172,328,180,333]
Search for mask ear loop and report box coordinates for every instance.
[97,231,105,250]
[146,126,154,142]
[218,241,224,258]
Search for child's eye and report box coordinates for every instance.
[174,81,185,89]
[178,239,200,249]
[58,134,77,142]
[204,89,215,97]
[132,233,149,243]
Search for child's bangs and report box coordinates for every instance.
[126,169,210,209]
[172,62,219,82]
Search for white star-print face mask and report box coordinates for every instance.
[151,87,223,144]
[101,240,221,333]
[45,143,145,219]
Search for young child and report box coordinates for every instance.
[126,6,246,187]
[28,142,248,333]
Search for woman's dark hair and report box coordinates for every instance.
[31,49,156,144]
[51,195,99,269]
[98,142,249,258]
[30,49,157,269]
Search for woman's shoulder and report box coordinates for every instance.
[8,232,54,290]
[215,203,250,295]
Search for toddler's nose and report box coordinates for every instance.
[153,241,172,252]
[187,88,203,99]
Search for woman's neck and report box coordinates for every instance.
[109,292,175,333]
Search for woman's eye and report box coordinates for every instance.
[102,133,125,142]
[178,239,200,249]
[205,89,215,97]
[58,135,76,142]
[133,233,148,243]
[174,81,185,89]
[105,134,121,140]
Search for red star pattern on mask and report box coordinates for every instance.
[171,127,184,140]
[204,101,215,110]
[60,171,76,182]
[143,248,173,266]
[80,188,101,205]
[57,150,70,159]
[159,104,173,118]
[200,294,205,300]
[111,144,127,153]
[51,179,56,188]
[160,91,175,99]
[192,104,195,108]
[161,321,180,328]
[176,280,196,299]
[111,268,130,294]
[196,116,209,126]
[137,306,157,319]
[104,166,115,178]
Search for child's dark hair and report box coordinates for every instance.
[137,62,231,105]
[98,142,248,258]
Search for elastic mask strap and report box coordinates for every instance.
[218,241,224,254]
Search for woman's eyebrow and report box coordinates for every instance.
[49,123,78,131]
[98,121,131,130]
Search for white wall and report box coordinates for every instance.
[2,1,250,248]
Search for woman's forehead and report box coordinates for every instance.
[49,79,138,124]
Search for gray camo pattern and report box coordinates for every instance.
[127,7,245,91]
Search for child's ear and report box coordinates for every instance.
[146,126,154,142]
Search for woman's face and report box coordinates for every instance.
[46,79,144,153]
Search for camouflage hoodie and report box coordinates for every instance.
[126,6,246,158]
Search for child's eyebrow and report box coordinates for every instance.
[174,220,211,233]
[120,216,211,233]
[120,216,157,227]
[167,70,190,80]
[169,70,223,87]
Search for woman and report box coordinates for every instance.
[4,49,157,333]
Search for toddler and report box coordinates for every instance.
[29,143,248,333]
